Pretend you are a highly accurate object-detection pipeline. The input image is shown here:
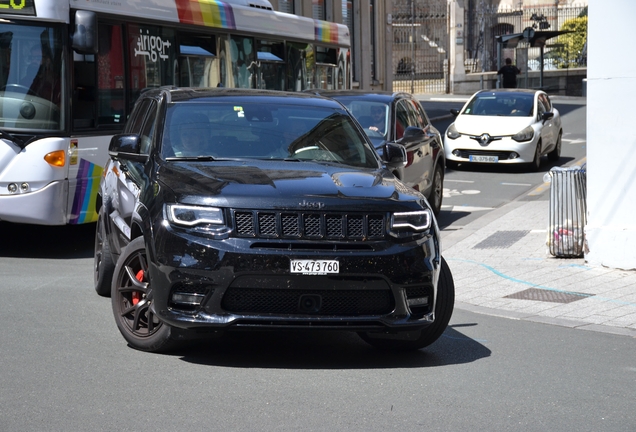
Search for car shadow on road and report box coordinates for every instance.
[174,324,491,369]
[0,222,95,259]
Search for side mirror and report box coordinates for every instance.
[109,134,149,163]
[398,126,425,144]
[450,108,460,116]
[542,112,554,121]
[382,143,407,168]
[72,10,98,54]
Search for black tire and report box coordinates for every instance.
[446,160,459,170]
[428,164,444,216]
[94,211,115,297]
[547,131,562,162]
[530,140,542,171]
[111,236,181,352]
[358,257,455,350]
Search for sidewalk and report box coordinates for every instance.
[440,194,636,338]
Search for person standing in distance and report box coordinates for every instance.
[497,57,521,88]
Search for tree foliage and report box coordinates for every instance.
[552,16,588,68]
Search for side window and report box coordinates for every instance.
[395,100,410,139]
[537,97,547,117]
[540,94,552,111]
[139,101,158,154]
[412,100,430,128]
[125,99,152,134]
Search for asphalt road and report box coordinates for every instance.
[1,215,635,432]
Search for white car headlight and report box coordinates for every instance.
[512,125,534,142]
[390,210,432,231]
[167,204,224,226]
[446,123,460,140]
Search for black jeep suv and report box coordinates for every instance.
[94,87,454,352]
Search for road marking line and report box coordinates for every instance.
[501,182,532,186]
[445,179,474,183]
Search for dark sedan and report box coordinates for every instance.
[307,90,445,215]
[94,87,454,353]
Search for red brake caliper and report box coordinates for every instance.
[132,269,144,305]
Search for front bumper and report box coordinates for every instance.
[444,135,537,164]
[148,222,440,332]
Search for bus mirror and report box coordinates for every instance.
[72,10,98,54]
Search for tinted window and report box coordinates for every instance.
[125,99,152,134]
[139,101,158,154]
[162,101,378,168]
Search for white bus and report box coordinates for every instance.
[0,0,350,225]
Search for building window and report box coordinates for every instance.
[313,0,325,20]
[279,0,293,14]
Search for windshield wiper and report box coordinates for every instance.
[0,128,26,149]
[165,155,217,161]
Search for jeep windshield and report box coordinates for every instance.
[162,101,379,169]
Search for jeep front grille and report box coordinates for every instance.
[233,210,386,240]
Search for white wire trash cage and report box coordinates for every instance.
[545,166,587,258]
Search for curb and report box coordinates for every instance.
[455,301,636,338]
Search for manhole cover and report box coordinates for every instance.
[473,230,530,249]
[505,288,593,303]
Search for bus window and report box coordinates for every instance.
[336,49,347,89]
[229,35,255,89]
[126,24,176,111]
[255,40,285,90]
[0,23,64,131]
[73,23,124,129]
[286,42,314,91]
[178,34,218,87]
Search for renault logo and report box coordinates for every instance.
[479,133,492,145]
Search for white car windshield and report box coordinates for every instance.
[463,93,535,117]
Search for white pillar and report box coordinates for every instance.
[449,0,466,94]
[585,0,636,270]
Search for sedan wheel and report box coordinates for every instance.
[358,257,455,350]
[111,236,179,352]
[530,140,542,171]
[548,131,562,162]
[428,164,444,216]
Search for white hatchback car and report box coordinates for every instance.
[444,89,562,170]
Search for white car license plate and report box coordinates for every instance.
[469,155,498,163]
[290,259,339,275]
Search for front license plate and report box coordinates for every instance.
[290,259,339,275]
[469,155,498,163]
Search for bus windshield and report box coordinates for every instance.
[0,21,64,131]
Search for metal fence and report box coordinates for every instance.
[464,4,587,74]
[391,1,450,94]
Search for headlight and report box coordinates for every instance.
[166,204,224,226]
[512,126,534,142]
[390,209,432,231]
[446,123,460,140]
